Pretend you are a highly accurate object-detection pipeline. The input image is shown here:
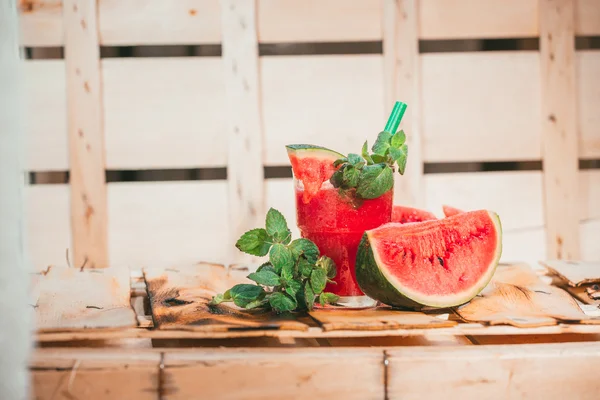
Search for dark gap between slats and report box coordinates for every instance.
[576,36,600,50]
[100,45,222,58]
[259,41,382,56]
[419,38,539,53]
[27,160,599,185]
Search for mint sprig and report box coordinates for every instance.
[330,130,408,202]
[211,208,339,313]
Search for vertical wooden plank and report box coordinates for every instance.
[221,0,265,265]
[383,0,423,206]
[0,1,32,398]
[63,0,108,268]
[539,0,580,260]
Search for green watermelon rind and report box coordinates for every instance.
[285,144,345,160]
[356,211,503,310]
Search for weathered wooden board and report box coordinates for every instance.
[541,260,600,287]
[144,263,310,332]
[387,342,600,400]
[31,349,159,400]
[455,264,599,327]
[163,348,384,400]
[309,308,456,331]
[32,266,137,331]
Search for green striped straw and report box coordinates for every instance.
[383,101,407,134]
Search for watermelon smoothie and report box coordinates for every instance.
[295,179,393,307]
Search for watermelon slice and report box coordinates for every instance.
[286,144,344,203]
[356,210,502,309]
[392,205,437,223]
[442,205,464,217]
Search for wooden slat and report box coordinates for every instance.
[98,0,221,45]
[31,350,159,400]
[581,219,600,260]
[221,1,266,265]
[164,349,384,400]
[102,58,227,169]
[540,0,580,260]
[262,55,385,165]
[455,264,597,327]
[18,0,63,46]
[64,0,108,268]
[266,178,300,238]
[421,52,541,162]
[576,0,600,35]
[309,308,456,331]
[383,0,423,206]
[108,181,230,267]
[418,0,538,39]
[258,0,382,43]
[387,342,600,399]
[32,266,137,331]
[26,185,70,270]
[578,51,600,158]
[542,260,600,287]
[144,263,310,332]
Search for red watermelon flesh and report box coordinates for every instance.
[286,144,344,203]
[392,205,437,223]
[356,210,502,309]
[442,205,464,217]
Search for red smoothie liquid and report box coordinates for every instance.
[295,181,393,297]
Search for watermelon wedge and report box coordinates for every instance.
[356,210,502,309]
[442,205,464,217]
[286,144,344,203]
[392,205,437,223]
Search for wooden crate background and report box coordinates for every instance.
[18,0,600,271]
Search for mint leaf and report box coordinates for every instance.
[362,141,374,165]
[317,255,337,279]
[298,257,314,278]
[247,270,280,286]
[343,165,360,187]
[391,130,406,148]
[229,284,265,308]
[357,164,394,199]
[285,280,302,298]
[319,292,339,306]
[210,293,229,305]
[265,208,291,244]
[269,292,297,313]
[397,144,408,175]
[289,238,319,264]
[333,157,347,168]
[304,284,315,310]
[245,298,269,309]
[330,168,344,187]
[235,228,271,256]
[256,262,275,273]
[269,243,293,274]
[347,153,365,169]
[281,259,294,283]
[372,131,392,156]
[371,154,387,164]
[310,268,327,294]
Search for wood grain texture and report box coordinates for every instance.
[258,0,382,42]
[455,264,598,327]
[309,308,456,331]
[18,0,63,46]
[540,0,580,260]
[421,52,541,162]
[576,0,600,35]
[383,0,423,206]
[23,60,68,171]
[32,266,137,331]
[102,57,227,169]
[64,0,108,268]
[418,0,538,39]
[221,0,265,265]
[31,350,159,400]
[578,51,600,158]
[144,263,309,332]
[262,55,385,165]
[98,0,221,45]
[387,342,600,400]
[541,260,600,287]
[107,181,230,267]
[163,348,384,400]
